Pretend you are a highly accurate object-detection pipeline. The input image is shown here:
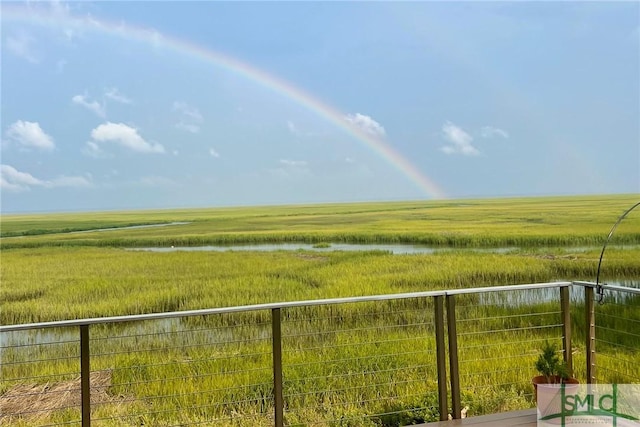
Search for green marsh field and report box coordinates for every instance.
[1,194,639,426]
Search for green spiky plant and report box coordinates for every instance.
[535,341,570,384]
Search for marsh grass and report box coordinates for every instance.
[2,195,639,248]
[1,246,638,325]
[2,293,638,425]
[1,195,639,425]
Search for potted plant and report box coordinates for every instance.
[532,341,579,417]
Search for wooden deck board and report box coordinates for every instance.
[418,408,537,426]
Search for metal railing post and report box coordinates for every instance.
[434,295,448,421]
[560,286,572,374]
[271,308,284,427]
[585,286,596,383]
[446,294,461,419]
[80,324,91,427]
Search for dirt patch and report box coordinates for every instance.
[0,370,117,424]
[533,254,578,260]
[295,253,329,262]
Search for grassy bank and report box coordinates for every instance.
[2,194,639,248]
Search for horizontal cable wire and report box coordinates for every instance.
[285,348,436,369]
[0,338,79,349]
[596,312,640,324]
[459,337,551,351]
[89,320,272,341]
[106,366,271,389]
[595,326,639,337]
[285,377,431,401]
[283,320,432,339]
[0,354,79,366]
[3,402,80,417]
[458,323,562,336]
[462,366,533,377]
[456,310,560,322]
[92,335,271,357]
[595,339,638,352]
[284,364,435,385]
[284,334,433,354]
[92,392,274,422]
[283,305,432,323]
[0,371,80,382]
[596,366,639,381]
[95,347,271,363]
[596,353,639,367]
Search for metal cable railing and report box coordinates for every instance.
[1,281,638,426]
[592,283,640,385]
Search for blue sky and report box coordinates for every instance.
[1,1,638,213]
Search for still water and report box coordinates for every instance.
[129,243,452,254]
[127,243,639,255]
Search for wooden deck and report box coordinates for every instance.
[418,408,537,426]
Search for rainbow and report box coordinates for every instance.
[2,3,447,199]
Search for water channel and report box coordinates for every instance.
[126,243,639,255]
[6,222,639,346]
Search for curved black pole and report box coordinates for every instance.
[595,201,640,303]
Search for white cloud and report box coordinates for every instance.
[176,122,201,133]
[441,121,480,156]
[88,122,165,154]
[6,32,40,63]
[344,113,386,137]
[280,159,308,167]
[269,159,311,179]
[1,164,91,192]
[104,88,132,104]
[6,120,55,151]
[286,120,318,138]
[0,165,42,191]
[72,94,106,118]
[49,1,72,20]
[83,141,109,158]
[48,1,81,42]
[209,148,220,158]
[173,101,203,133]
[480,126,509,139]
[51,175,92,188]
[138,175,176,187]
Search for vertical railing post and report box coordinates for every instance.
[560,286,572,374]
[271,308,284,427]
[80,324,90,427]
[434,295,448,421]
[585,286,596,384]
[446,294,461,419]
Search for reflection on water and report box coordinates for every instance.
[0,317,268,349]
[126,243,638,255]
[128,243,525,254]
[0,327,78,348]
[477,281,639,307]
